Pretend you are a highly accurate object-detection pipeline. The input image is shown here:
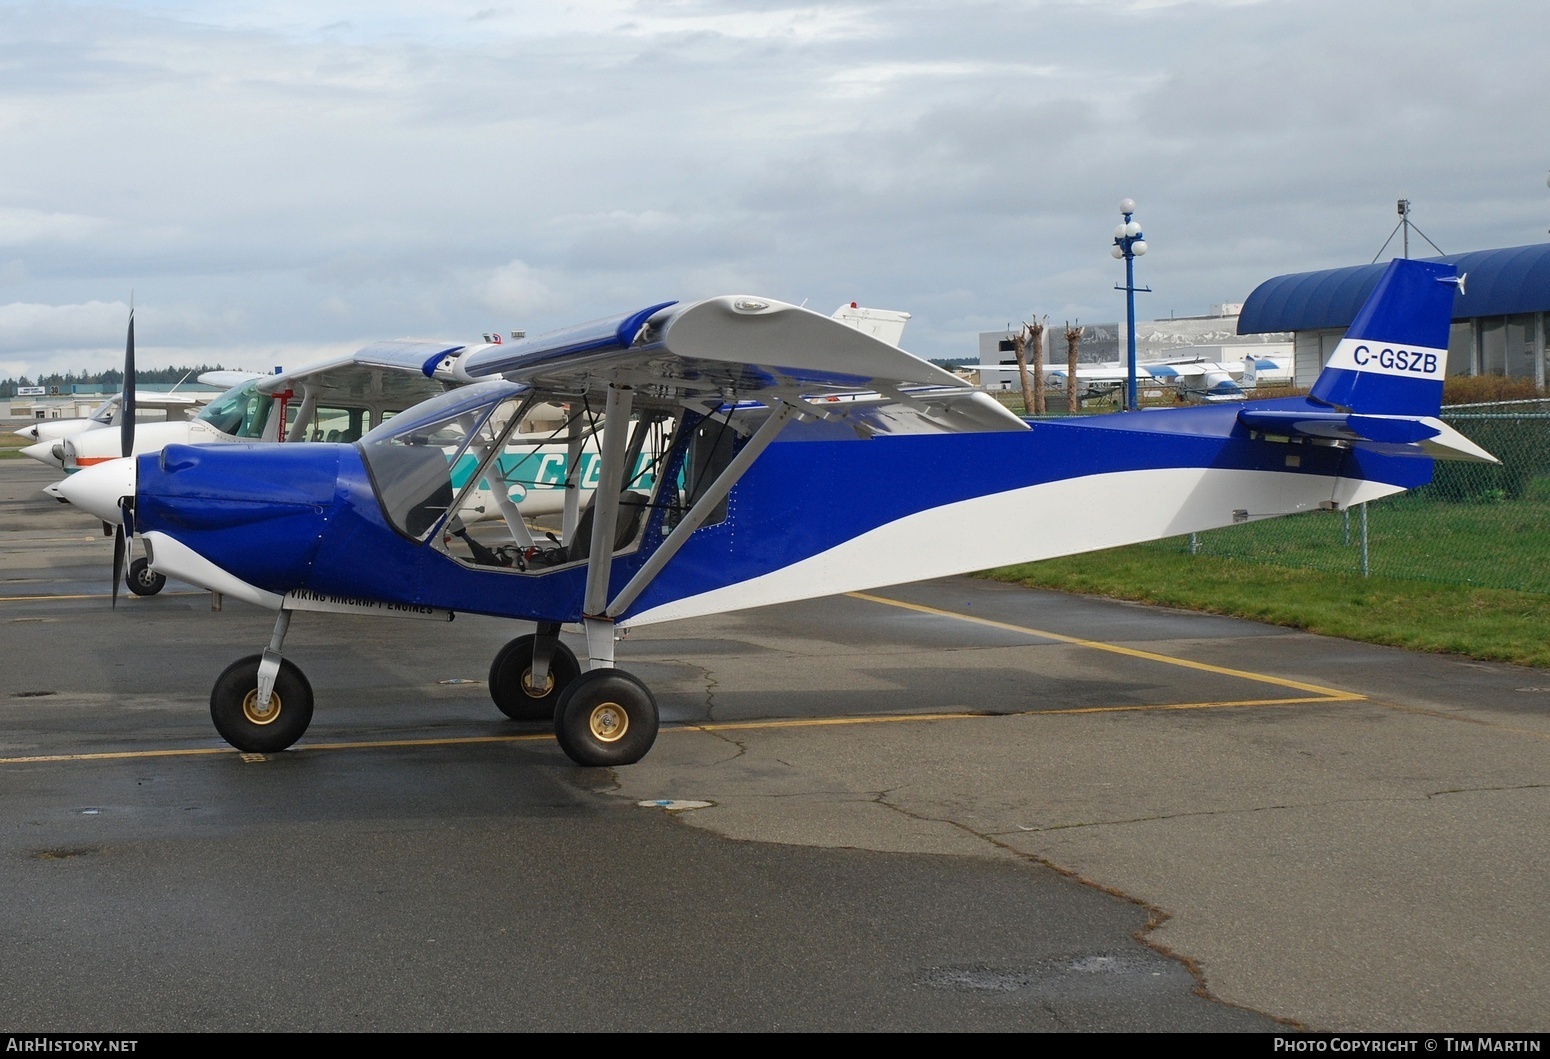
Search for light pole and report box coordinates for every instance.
[1111,198,1150,411]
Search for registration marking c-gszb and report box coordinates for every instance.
[1350,344,1437,375]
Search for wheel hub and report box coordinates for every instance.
[588,702,628,743]
[521,666,555,698]
[240,689,282,726]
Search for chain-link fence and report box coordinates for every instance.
[1141,399,1550,594]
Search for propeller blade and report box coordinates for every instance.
[120,310,136,460]
[111,524,125,609]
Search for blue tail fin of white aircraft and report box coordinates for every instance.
[1308,258,1459,417]
[1238,258,1494,462]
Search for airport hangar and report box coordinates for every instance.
[1238,242,1550,388]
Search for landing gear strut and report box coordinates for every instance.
[488,624,579,721]
[209,610,314,753]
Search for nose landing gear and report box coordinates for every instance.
[126,556,166,596]
[209,654,315,753]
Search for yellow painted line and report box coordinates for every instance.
[682,695,1335,734]
[846,591,1364,701]
[1,746,239,764]
[4,536,103,543]
[4,692,1337,765]
[0,593,109,602]
[0,697,1334,766]
[283,733,554,752]
[0,732,556,764]
[0,591,204,603]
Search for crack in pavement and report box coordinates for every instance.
[995,802,1356,834]
[1427,781,1550,797]
[990,783,1550,835]
[870,787,1296,1026]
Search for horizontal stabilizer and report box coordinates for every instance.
[1238,408,1497,462]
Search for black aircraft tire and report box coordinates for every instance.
[489,635,580,721]
[554,668,659,767]
[126,557,166,596]
[210,654,315,753]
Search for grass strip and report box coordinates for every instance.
[0,432,33,459]
[983,550,1550,669]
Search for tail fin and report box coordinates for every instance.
[1239,259,1493,462]
[1309,258,1460,416]
[832,303,911,347]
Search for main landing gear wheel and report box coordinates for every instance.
[554,669,659,767]
[488,635,580,721]
[126,556,166,596]
[210,654,314,753]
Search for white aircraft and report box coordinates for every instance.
[48,303,909,475]
[16,383,246,467]
[48,349,449,473]
[51,303,913,595]
[1043,355,1250,404]
[1241,353,1295,388]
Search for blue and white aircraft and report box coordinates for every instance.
[58,259,1493,767]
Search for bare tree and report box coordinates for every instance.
[1023,315,1048,414]
[1063,321,1082,413]
[1010,325,1035,417]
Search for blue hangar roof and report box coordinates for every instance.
[1238,243,1550,335]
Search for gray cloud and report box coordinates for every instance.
[0,0,1546,378]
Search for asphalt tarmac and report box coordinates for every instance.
[1,455,1546,1032]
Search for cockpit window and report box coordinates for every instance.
[357,381,518,541]
[196,380,274,438]
[425,389,685,575]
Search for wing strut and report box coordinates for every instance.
[582,384,636,668]
[285,386,318,442]
[469,436,537,549]
[604,400,796,620]
[562,413,587,545]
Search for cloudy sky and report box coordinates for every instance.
[0,0,1545,378]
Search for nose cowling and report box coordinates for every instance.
[53,456,136,524]
[133,443,342,595]
[21,441,64,469]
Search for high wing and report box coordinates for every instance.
[253,339,473,414]
[198,370,265,390]
[455,296,1026,434]
[43,339,475,471]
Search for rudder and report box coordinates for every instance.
[1308,258,1460,417]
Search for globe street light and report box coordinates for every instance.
[1111,198,1150,411]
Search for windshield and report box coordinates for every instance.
[357,381,523,541]
[196,379,274,438]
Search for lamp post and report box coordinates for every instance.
[1111,198,1150,411]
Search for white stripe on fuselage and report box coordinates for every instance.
[620,466,1403,628]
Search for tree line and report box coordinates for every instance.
[0,366,232,398]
